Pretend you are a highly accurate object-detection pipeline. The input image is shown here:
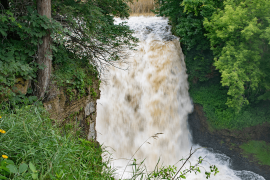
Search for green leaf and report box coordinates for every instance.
[0,29,7,36]
[0,166,10,173]
[32,173,38,179]
[5,160,14,165]
[19,163,28,173]
[6,164,18,173]
[180,174,186,179]
[0,175,7,179]
[29,162,36,172]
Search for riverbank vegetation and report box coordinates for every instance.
[155,0,270,130]
[240,141,270,166]
[190,77,270,129]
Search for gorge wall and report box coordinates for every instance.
[43,79,100,140]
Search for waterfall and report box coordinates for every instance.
[96,16,265,180]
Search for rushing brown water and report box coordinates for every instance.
[95,16,265,180]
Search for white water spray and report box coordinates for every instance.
[96,16,265,180]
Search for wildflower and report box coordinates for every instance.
[0,115,1,118]
[0,129,6,134]
[2,155,8,159]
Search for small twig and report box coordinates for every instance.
[172,147,198,180]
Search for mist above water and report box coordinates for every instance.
[96,16,265,180]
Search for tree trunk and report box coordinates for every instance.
[36,0,52,98]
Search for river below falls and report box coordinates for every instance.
[95,16,265,180]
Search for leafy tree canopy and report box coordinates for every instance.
[204,0,270,111]
[51,0,138,73]
[0,0,137,102]
[156,0,270,112]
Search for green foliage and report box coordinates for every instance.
[190,79,270,129]
[0,5,64,103]
[1,90,40,111]
[0,9,46,98]
[240,141,270,166]
[123,152,219,179]
[184,49,214,83]
[0,105,114,179]
[52,0,138,74]
[157,0,270,117]
[0,0,138,105]
[0,159,38,180]
[204,0,270,111]
[90,88,98,98]
[150,164,177,179]
[53,45,98,100]
[8,94,39,108]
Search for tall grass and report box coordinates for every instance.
[128,0,156,16]
[0,105,114,179]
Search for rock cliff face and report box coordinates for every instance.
[188,104,270,179]
[43,79,100,140]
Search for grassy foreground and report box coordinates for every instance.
[0,105,113,179]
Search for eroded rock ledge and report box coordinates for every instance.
[43,79,100,140]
